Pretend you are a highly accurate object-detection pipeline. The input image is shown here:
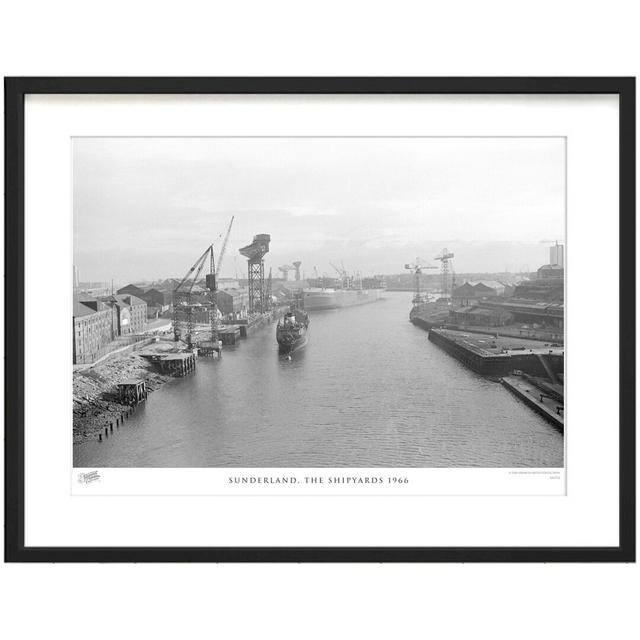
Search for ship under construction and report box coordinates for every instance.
[302,263,385,311]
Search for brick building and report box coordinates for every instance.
[217,289,250,317]
[100,294,147,335]
[73,295,114,364]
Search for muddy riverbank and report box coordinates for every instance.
[73,344,177,445]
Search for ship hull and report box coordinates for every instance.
[277,331,308,354]
[303,288,384,311]
[276,307,310,354]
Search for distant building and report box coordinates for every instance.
[362,276,385,289]
[513,277,564,302]
[475,280,505,296]
[73,294,114,364]
[141,288,172,310]
[73,265,80,289]
[452,282,477,301]
[78,283,111,297]
[217,278,241,290]
[537,264,564,280]
[452,281,504,305]
[100,294,147,335]
[217,289,250,316]
[550,242,564,267]
[116,283,146,297]
[479,299,564,329]
[449,305,514,327]
[502,283,516,297]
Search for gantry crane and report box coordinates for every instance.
[239,234,271,314]
[434,248,455,299]
[278,264,294,281]
[404,258,437,305]
[266,268,273,311]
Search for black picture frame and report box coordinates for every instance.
[4,77,635,563]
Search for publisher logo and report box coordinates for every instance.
[77,470,101,484]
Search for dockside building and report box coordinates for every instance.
[73,295,114,364]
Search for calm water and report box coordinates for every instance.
[74,292,563,468]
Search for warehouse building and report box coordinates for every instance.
[100,294,147,335]
[217,289,250,317]
[449,305,514,327]
[73,294,114,364]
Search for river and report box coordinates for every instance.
[74,292,564,468]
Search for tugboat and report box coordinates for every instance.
[276,292,310,354]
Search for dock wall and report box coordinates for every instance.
[501,377,564,430]
[428,329,564,379]
[428,329,512,376]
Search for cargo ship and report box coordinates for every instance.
[302,287,384,311]
[276,294,310,354]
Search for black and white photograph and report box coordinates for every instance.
[72,136,565,469]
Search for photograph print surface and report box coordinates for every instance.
[72,137,565,468]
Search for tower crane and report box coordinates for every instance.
[404,258,437,306]
[434,248,455,299]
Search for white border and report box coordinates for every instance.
[24,94,619,547]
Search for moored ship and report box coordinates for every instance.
[276,294,310,354]
[302,287,384,311]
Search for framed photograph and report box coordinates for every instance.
[4,77,635,562]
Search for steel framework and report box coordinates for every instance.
[173,217,235,349]
[239,234,271,314]
[248,261,265,313]
[435,248,455,298]
[404,258,436,305]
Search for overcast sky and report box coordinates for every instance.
[73,137,565,283]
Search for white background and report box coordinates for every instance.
[1,1,638,639]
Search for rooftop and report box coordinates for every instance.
[73,294,109,317]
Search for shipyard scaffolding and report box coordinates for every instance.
[266,268,273,311]
[435,248,455,299]
[172,217,234,354]
[239,234,271,314]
